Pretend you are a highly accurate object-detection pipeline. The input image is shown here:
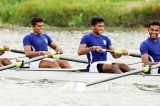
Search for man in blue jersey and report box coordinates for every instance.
[78,17,130,73]
[0,45,12,67]
[140,20,160,74]
[23,17,71,68]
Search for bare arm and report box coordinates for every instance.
[49,42,63,54]
[24,45,53,58]
[78,44,95,55]
[24,46,42,58]
[24,46,51,58]
[141,54,159,66]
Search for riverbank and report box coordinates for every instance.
[0,0,159,27]
[0,25,148,33]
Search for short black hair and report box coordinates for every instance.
[91,17,104,26]
[148,20,160,28]
[31,17,44,26]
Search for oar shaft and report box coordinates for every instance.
[59,56,88,64]
[9,49,88,64]
[0,55,47,71]
[10,49,25,54]
[86,64,160,86]
[128,53,141,58]
[86,69,143,86]
[0,47,25,54]
[23,55,46,64]
[0,63,17,71]
[128,62,142,65]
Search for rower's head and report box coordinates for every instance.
[91,17,105,36]
[148,20,160,41]
[31,17,44,35]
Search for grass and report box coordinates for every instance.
[0,0,159,27]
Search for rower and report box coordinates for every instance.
[23,17,71,68]
[140,20,160,74]
[78,16,131,73]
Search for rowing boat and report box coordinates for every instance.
[0,68,160,85]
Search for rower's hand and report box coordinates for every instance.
[55,47,63,54]
[56,48,63,54]
[92,46,103,52]
[121,50,129,56]
[40,51,52,57]
[3,45,10,51]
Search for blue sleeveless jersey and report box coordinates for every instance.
[140,37,160,62]
[23,33,53,51]
[80,33,112,71]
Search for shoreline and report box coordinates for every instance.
[0,25,148,33]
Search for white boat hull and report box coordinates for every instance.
[0,68,160,85]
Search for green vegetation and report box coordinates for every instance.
[0,0,159,27]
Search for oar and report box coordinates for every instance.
[53,55,88,64]
[0,47,25,54]
[10,49,25,54]
[10,56,26,60]
[101,49,141,58]
[0,46,88,64]
[69,64,160,92]
[86,64,159,86]
[128,62,142,66]
[0,55,49,71]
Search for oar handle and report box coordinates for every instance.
[102,49,141,58]
[0,47,25,54]
[102,49,123,54]
[0,47,4,50]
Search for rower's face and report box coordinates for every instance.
[148,25,160,40]
[32,22,44,35]
[92,22,104,35]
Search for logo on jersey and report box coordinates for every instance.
[44,38,48,44]
[102,40,106,45]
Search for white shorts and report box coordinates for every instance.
[151,68,159,74]
[30,58,54,68]
[89,61,113,73]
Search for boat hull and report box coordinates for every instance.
[0,68,160,85]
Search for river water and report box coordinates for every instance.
[0,27,160,106]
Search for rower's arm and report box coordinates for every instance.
[78,44,95,55]
[24,46,42,57]
[141,54,159,66]
[49,42,63,54]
